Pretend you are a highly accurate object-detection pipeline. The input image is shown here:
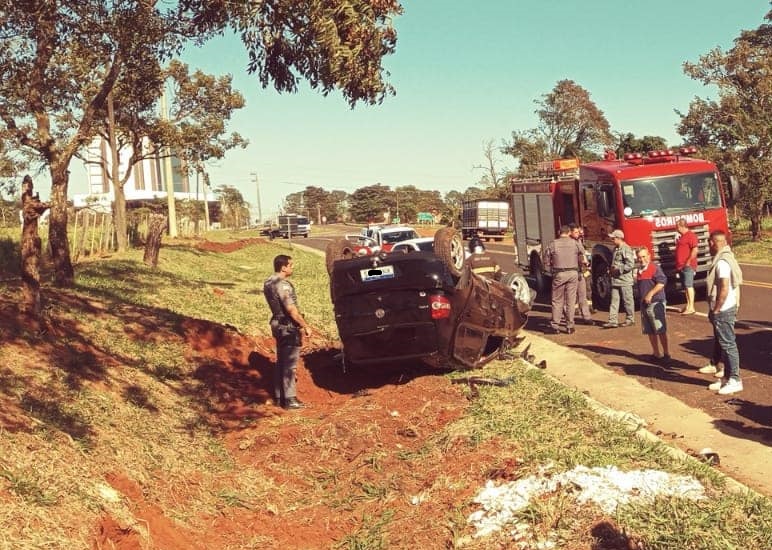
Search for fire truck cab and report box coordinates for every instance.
[511,148,733,309]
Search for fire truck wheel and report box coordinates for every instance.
[530,253,546,294]
[434,227,465,279]
[592,257,612,310]
[325,238,356,274]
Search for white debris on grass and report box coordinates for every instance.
[468,464,706,539]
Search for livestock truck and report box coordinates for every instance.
[461,199,511,241]
[509,149,735,309]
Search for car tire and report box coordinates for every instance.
[501,271,532,307]
[325,238,356,274]
[434,227,465,279]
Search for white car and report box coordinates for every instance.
[390,237,435,253]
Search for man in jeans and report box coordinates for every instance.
[675,219,698,315]
[602,230,636,328]
[705,230,743,395]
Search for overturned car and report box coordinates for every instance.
[325,228,535,369]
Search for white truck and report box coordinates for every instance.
[461,199,510,241]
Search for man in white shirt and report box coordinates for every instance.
[705,230,743,395]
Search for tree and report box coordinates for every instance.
[678,9,772,241]
[329,190,349,222]
[81,60,247,252]
[0,1,402,286]
[473,139,509,198]
[503,80,613,172]
[216,185,249,229]
[348,184,394,223]
[393,185,421,223]
[614,133,669,156]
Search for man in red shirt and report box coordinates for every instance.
[675,219,699,315]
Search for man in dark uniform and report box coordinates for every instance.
[263,255,312,409]
[544,225,585,334]
[466,242,502,280]
[468,229,485,255]
[569,223,593,324]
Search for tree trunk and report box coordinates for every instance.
[750,215,762,242]
[48,162,74,286]
[143,214,167,267]
[20,176,50,317]
[114,183,128,252]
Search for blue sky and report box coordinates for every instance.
[70,1,770,221]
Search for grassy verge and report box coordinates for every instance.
[1,237,771,549]
[442,361,772,548]
[729,215,772,264]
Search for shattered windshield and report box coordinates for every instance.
[621,172,721,217]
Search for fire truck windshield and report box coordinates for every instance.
[620,172,721,217]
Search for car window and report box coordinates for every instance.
[382,230,419,244]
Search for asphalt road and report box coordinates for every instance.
[301,228,772,445]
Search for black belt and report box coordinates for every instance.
[552,267,578,272]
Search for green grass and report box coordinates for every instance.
[730,215,772,263]
[441,361,772,549]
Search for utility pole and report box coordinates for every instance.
[250,172,262,224]
[160,87,178,237]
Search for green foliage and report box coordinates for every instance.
[183,1,403,108]
[615,133,670,155]
[679,8,772,240]
[283,185,346,223]
[215,185,250,228]
[504,79,613,172]
[347,183,394,223]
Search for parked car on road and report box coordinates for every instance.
[390,237,435,254]
[325,228,534,369]
[350,225,420,255]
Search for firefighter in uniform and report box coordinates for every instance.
[544,225,586,334]
[263,254,312,410]
[466,238,502,280]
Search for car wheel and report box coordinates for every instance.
[434,227,465,278]
[592,257,612,311]
[325,238,356,274]
[502,271,533,308]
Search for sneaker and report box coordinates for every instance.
[621,318,635,327]
[698,363,718,374]
[708,379,727,391]
[715,368,725,379]
[717,378,743,395]
[602,322,619,329]
[282,397,306,410]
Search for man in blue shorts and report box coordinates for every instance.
[636,247,670,362]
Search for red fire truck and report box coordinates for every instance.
[510,148,736,308]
